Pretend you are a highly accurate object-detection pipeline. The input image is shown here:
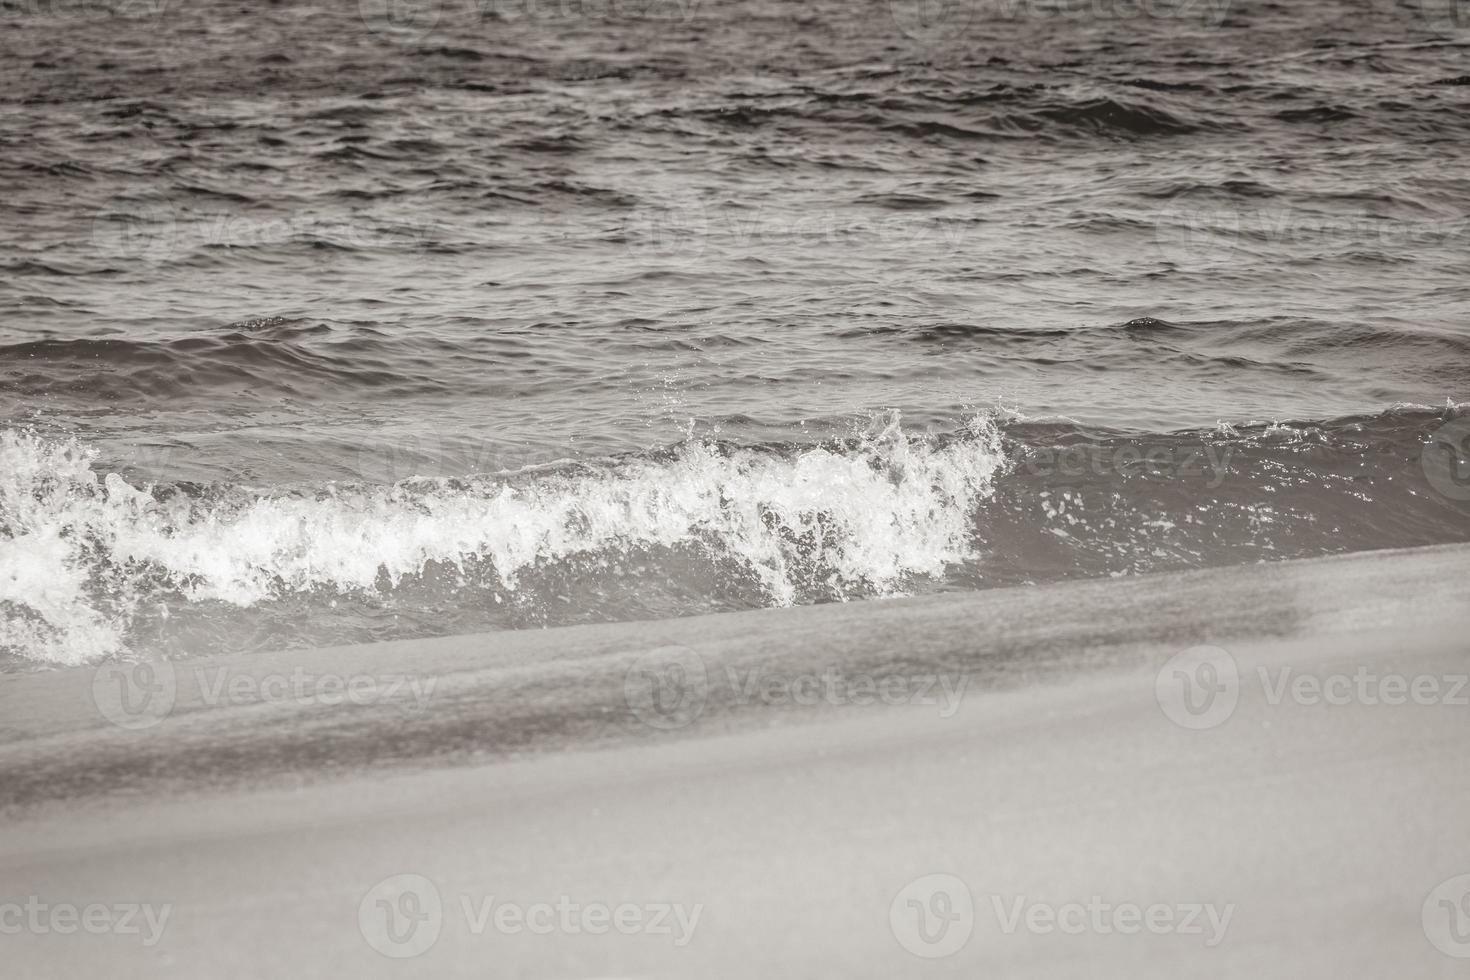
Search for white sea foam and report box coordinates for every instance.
[0,415,1006,665]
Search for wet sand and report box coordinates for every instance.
[2,543,1468,978]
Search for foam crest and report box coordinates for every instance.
[0,416,1007,664]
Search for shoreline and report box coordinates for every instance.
[3,544,1469,977]
[2,542,1468,816]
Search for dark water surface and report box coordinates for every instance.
[2,0,1468,664]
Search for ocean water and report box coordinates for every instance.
[1,0,1468,667]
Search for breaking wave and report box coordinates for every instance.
[0,414,1006,665]
[6,406,1468,669]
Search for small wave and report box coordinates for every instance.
[854,191,949,210]
[1275,106,1356,123]
[1030,96,1207,138]
[0,321,452,399]
[0,415,1007,665]
[1137,178,1280,200]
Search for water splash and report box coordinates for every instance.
[0,414,1007,665]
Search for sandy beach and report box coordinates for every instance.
[7,0,1470,973]
[2,542,1467,978]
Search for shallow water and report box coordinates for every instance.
[2,0,1468,665]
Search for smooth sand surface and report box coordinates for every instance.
[2,544,1468,978]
